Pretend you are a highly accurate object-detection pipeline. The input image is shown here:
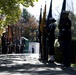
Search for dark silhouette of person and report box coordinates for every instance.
[15,38,20,53]
[58,11,72,67]
[8,38,12,53]
[20,38,25,53]
[47,17,56,62]
[32,45,34,53]
[1,33,7,54]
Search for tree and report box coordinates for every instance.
[15,8,38,41]
[0,0,38,26]
[23,16,38,41]
[21,8,31,23]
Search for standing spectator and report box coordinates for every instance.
[8,38,13,53]
[15,38,20,53]
[1,33,7,54]
[32,45,35,53]
[20,38,25,53]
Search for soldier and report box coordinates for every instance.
[1,33,8,54]
[1,33,6,54]
[8,38,13,53]
[58,11,72,67]
[20,38,25,53]
[47,18,56,63]
[15,38,20,53]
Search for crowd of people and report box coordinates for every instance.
[1,33,25,54]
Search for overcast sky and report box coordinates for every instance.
[26,0,76,20]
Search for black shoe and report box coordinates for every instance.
[61,64,70,68]
[48,60,54,63]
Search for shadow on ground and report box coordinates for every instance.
[0,61,76,75]
[0,54,76,75]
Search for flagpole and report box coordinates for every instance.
[44,0,52,61]
[39,5,42,59]
[58,0,66,28]
[40,2,46,60]
[46,0,52,28]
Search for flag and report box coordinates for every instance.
[59,0,66,25]
[8,25,12,40]
[40,3,46,32]
[39,6,42,26]
[46,0,52,27]
[61,0,66,11]
[39,6,42,57]
[39,3,46,59]
[39,6,42,33]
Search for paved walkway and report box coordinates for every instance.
[0,54,76,75]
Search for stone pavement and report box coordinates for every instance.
[0,54,76,75]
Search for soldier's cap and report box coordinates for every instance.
[49,17,56,22]
[62,11,69,15]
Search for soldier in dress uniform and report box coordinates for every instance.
[8,38,13,53]
[1,33,8,54]
[47,17,56,62]
[58,11,72,67]
[1,33,6,54]
[15,38,20,53]
[20,38,25,53]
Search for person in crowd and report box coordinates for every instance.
[15,38,20,53]
[32,45,35,53]
[8,38,13,53]
[1,33,8,54]
[20,38,25,53]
